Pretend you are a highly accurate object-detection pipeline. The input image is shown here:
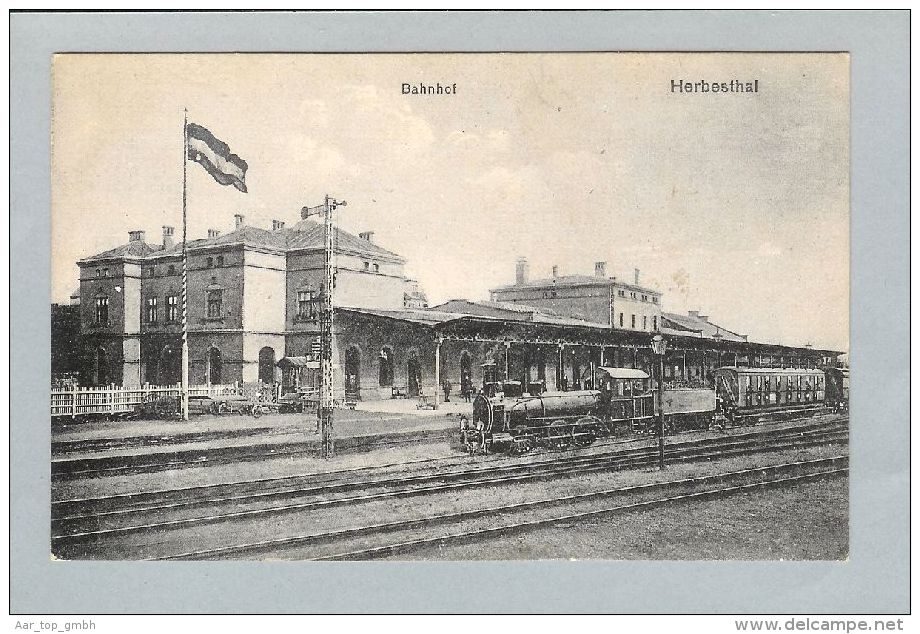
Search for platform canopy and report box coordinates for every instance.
[596,367,650,380]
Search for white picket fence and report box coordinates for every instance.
[50,383,241,418]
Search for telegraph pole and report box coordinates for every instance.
[302,195,347,459]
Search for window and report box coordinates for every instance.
[145,297,158,324]
[630,292,636,299]
[619,312,624,327]
[217,255,224,267]
[143,266,154,277]
[96,268,102,278]
[168,264,176,275]
[641,294,648,302]
[102,268,109,277]
[652,296,659,304]
[652,316,658,331]
[166,295,178,322]
[297,290,318,320]
[618,290,625,297]
[631,314,636,329]
[94,297,109,325]
[207,289,222,318]
[373,263,380,273]
[363,262,370,270]
[206,257,214,268]
[643,316,647,330]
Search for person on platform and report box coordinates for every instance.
[442,378,452,403]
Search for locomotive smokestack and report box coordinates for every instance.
[515,257,529,285]
[595,261,606,278]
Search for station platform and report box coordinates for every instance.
[51,398,467,466]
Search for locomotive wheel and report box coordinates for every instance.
[574,416,601,446]
[511,436,535,454]
[510,426,535,454]
[547,420,572,449]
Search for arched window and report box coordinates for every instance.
[258,347,276,385]
[94,296,109,325]
[378,346,394,387]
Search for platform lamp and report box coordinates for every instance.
[650,334,667,470]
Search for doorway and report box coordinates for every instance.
[345,346,361,400]
[407,352,422,397]
[258,347,276,385]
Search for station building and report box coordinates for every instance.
[70,211,840,402]
[74,210,424,391]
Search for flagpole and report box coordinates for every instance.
[181,108,190,421]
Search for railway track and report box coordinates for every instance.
[53,416,846,514]
[52,419,847,553]
[161,456,849,561]
[51,427,454,480]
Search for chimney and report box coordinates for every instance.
[162,225,175,248]
[128,230,146,243]
[272,220,285,231]
[552,265,559,278]
[688,310,699,319]
[699,314,709,323]
[234,214,245,229]
[358,231,375,243]
[207,228,221,238]
[634,268,640,285]
[594,261,606,278]
[515,257,529,285]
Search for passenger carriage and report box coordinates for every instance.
[712,366,826,423]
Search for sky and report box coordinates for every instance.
[52,53,849,351]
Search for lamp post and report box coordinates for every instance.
[651,334,667,470]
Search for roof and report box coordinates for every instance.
[661,312,747,343]
[491,274,661,295]
[430,299,559,320]
[596,367,650,380]
[428,299,604,328]
[79,240,159,263]
[338,306,465,326]
[81,219,404,263]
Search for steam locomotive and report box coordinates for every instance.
[461,365,841,453]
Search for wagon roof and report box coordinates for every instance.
[596,367,650,380]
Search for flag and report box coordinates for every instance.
[186,123,248,193]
